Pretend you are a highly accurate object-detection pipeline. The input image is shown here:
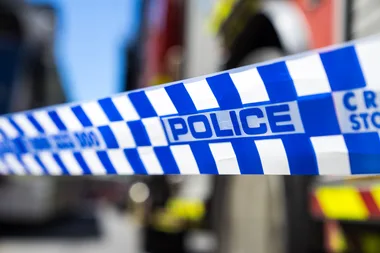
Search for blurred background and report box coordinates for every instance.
[0,0,379,253]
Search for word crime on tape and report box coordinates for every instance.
[3,35,380,176]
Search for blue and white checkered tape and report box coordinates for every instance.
[2,35,380,176]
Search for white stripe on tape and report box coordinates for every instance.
[0,159,7,174]
[112,95,140,121]
[170,145,200,175]
[109,121,136,148]
[146,88,178,116]
[184,80,219,110]
[59,151,84,175]
[12,114,39,137]
[0,117,20,138]
[39,152,63,175]
[82,150,107,175]
[286,54,331,96]
[81,101,110,127]
[137,147,163,175]
[255,139,291,175]
[21,154,44,175]
[4,154,26,175]
[355,39,380,90]
[56,106,83,131]
[311,135,351,175]
[209,142,240,174]
[107,150,134,175]
[33,111,60,134]
[142,117,168,146]
[230,68,269,104]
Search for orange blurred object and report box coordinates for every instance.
[292,0,335,48]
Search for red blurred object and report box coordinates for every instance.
[139,0,185,88]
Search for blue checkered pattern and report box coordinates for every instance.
[2,36,380,175]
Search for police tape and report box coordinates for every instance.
[2,35,380,175]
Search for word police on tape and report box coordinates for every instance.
[162,102,303,143]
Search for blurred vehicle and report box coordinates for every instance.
[207,1,340,253]
[212,1,380,253]
[128,1,334,252]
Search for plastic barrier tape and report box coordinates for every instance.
[2,35,380,175]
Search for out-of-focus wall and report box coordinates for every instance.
[352,0,380,38]
[225,176,286,253]
[183,0,223,79]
